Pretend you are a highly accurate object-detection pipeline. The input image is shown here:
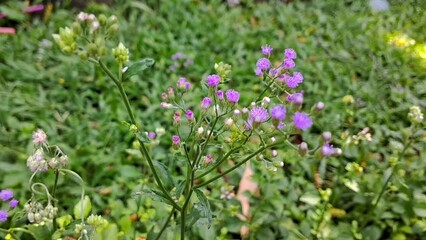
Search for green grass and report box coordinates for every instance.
[0,0,425,239]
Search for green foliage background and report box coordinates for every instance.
[0,0,425,239]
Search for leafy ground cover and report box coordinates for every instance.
[0,0,425,239]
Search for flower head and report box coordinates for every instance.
[255,67,263,76]
[0,190,13,201]
[9,199,19,208]
[270,105,286,121]
[33,129,47,145]
[293,112,313,130]
[206,75,221,87]
[185,110,195,122]
[148,132,156,139]
[283,59,295,69]
[216,90,224,100]
[321,143,335,157]
[250,107,269,123]
[26,149,48,172]
[288,92,304,105]
[172,52,185,60]
[256,58,271,71]
[261,45,273,56]
[0,210,8,222]
[226,89,240,103]
[172,135,180,145]
[112,42,129,64]
[284,48,297,59]
[286,72,303,88]
[201,97,212,109]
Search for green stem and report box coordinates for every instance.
[98,59,181,211]
[373,139,412,207]
[255,77,274,102]
[155,207,175,240]
[195,143,245,180]
[194,142,281,189]
[51,170,60,231]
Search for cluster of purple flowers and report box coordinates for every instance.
[169,52,194,71]
[320,132,340,157]
[255,46,303,89]
[0,189,19,222]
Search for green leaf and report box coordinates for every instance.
[176,180,186,198]
[194,189,212,228]
[0,6,26,21]
[299,192,321,206]
[153,160,174,190]
[73,195,92,219]
[122,58,155,80]
[137,188,173,206]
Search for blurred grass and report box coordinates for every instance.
[0,0,425,237]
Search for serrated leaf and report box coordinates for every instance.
[137,188,173,206]
[194,189,212,228]
[122,58,155,80]
[153,160,174,190]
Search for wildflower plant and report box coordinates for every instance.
[51,13,344,239]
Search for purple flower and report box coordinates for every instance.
[173,112,181,124]
[256,58,271,71]
[184,59,194,67]
[321,143,335,157]
[0,190,13,201]
[0,210,8,222]
[201,97,212,109]
[286,72,303,88]
[185,110,195,122]
[288,92,304,105]
[250,107,269,123]
[277,73,289,83]
[261,45,273,56]
[217,90,224,100]
[9,199,18,208]
[293,112,313,130]
[225,89,240,103]
[185,82,191,89]
[177,77,190,90]
[148,132,156,139]
[245,119,253,130]
[283,59,295,69]
[293,72,304,84]
[161,92,168,100]
[269,68,278,77]
[277,122,285,130]
[206,75,220,87]
[172,52,185,60]
[32,129,47,144]
[255,67,263,76]
[270,105,286,121]
[284,48,297,59]
[172,135,180,144]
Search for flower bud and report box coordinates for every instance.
[112,42,129,64]
[172,135,180,150]
[271,149,278,157]
[234,109,241,116]
[408,105,423,124]
[71,22,82,35]
[298,142,308,156]
[273,161,284,167]
[98,14,107,26]
[107,15,118,26]
[322,132,332,142]
[197,127,204,137]
[315,102,325,111]
[107,24,119,36]
[225,118,234,128]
